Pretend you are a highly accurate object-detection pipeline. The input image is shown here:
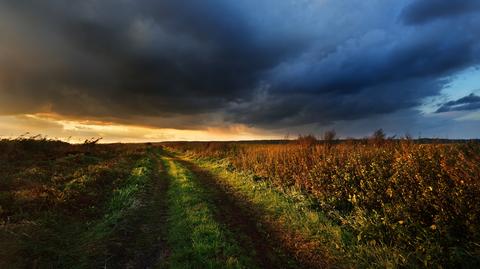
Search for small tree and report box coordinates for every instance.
[323,129,337,148]
[323,129,337,141]
[372,129,386,140]
[371,129,386,145]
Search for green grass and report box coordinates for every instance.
[161,156,257,269]
[76,154,155,267]
[181,154,361,268]
[0,141,161,268]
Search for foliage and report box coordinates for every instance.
[164,140,480,267]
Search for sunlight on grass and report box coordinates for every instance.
[161,157,257,269]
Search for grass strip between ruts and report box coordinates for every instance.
[161,156,257,269]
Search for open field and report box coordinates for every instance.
[1,137,479,268]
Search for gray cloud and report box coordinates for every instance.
[436,93,480,113]
[401,0,480,25]
[0,1,297,124]
[227,77,441,128]
[0,0,480,133]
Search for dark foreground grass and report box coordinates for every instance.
[161,155,257,269]
[0,138,161,268]
[76,152,156,267]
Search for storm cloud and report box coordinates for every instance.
[436,93,480,113]
[401,0,480,25]
[1,0,480,132]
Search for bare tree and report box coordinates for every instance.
[372,129,386,141]
[323,129,337,141]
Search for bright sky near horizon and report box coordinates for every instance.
[1,0,480,142]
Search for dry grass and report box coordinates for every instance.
[165,138,480,267]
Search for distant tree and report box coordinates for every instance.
[323,129,337,141]
[371,129,386,145]
[372,129,386,140]
[323,129,336,148]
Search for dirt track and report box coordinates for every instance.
[177,158,309,269]
[125,150,326,268]
[125,156,171,269]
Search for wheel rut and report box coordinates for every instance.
[126,154,171,269]
[175,158,302,269]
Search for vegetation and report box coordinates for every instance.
[0,137,153,267]
[2,136,479,268]
[164,137,480,268]
[185,155,340,268]
[161,155,256,268]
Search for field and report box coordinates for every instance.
[1,137,479,268]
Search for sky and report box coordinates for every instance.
[1,0,480,142]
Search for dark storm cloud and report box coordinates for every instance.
[436,93,480,113]
[228,78,440,127]
[267,30,475,95]
[401,0,480,25]
[1,0,480,130]
[0,0,298,125]
[227,5,480,127]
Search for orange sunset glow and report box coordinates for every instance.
[0,113,280,143]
